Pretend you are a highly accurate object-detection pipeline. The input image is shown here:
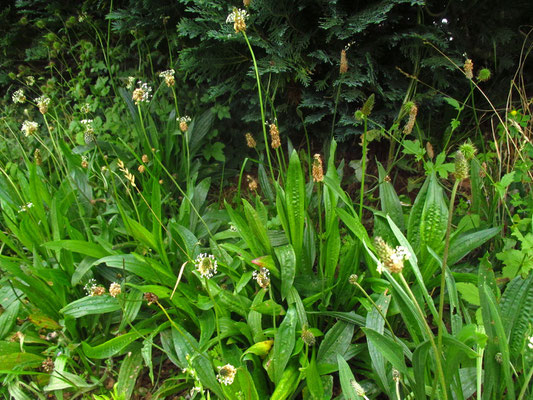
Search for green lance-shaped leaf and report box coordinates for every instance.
[337,354,365,399]
[116,347,144,398]
[275,244,296,300]
[377,161,405,232]
[272,305,297,384]
[61,296,120,318]
[81,329,150,359]
[284,150,306,272]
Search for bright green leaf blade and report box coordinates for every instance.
[60,296,120,318]
[82,329,150,359]
[42,240,110,258]
[273,306,297,384]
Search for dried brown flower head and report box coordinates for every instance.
[226,8,248,33]
[42,357,54,372]
[247,174,258,191]
[464,59,474,80]
[269,123,281,149]
[144,292,158,305]
[245,132,257,148]
[426,142,434,159]
[312,154,324,183]
[178,116,191,133]
[159,69,175,87]
[339,49,348,74]
[403,103,418,135]
[480,162,487,178]
[132,81,152,105]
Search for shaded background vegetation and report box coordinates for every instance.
[2,0,532,166]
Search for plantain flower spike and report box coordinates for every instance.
[339,49,348,74]
[403,103,418,135]
[464,59,474,80]
[312,154,324,183]
[269,122,281,149]
[454,150,469,181]
[226,8,248,33]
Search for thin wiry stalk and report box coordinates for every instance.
[242,31,275,182]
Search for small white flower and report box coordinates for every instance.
[21,120,39,137]
[126,76,135,90]
[376,261,385,274]
[132,81,152,105]
[195,253,218,279]
[226,8,248,33]
[189,386,202,396]
[12,89,26,104]
[350,379,366,397]
[25,76,35,86]
[394,246,411,261]
[178,115,192,132]
[18,202,34,213]
[84,279,105,296]
[81,103,91,114]
[528,336,533,350]
[35,95,51,114]
[217,364,237,385]
[109,282,121,297]
[226,8,248,24]
[159,69,175,87]
[252,267,270,289]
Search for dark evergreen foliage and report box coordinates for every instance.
[2,0,532,153]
